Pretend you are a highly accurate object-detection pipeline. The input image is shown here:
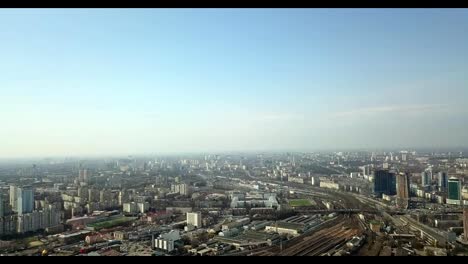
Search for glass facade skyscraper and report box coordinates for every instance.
[373,170,396,197]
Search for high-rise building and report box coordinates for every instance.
[79,169,90,182]
[438,172,448,192]
[186,212,202,228]
[17,186,34,215]
[361,165,372,177]
[0,192,4,217]
[396,172,410,209]
[373,170,396,197]
[9,185,18,213]
[447,177,461,205]
[464,207,468,242]
[401,154,407,161]
[463,207,468,242]
[421,170,431,187]
[78,187,88,200]
[88,189,99,202]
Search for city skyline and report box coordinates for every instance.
[2,9,468,157]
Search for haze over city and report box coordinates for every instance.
[4,8,468,257]
[1,9,468,158]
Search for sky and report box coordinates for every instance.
[1,8,468,158]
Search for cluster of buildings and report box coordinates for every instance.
[0,185,62,236]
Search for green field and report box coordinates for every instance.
[88,217,136,230]
[289,199,313,207]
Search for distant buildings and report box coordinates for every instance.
[186,212,202,228]
[171,183,191,196]
[373,170,396,197]
[79,169,90,183]
[123,202,149,214]
[319,180,339,190]
[447,177,461,205]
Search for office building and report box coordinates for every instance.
[186,212,202,228]
[438,172,448,192]
[396,172,410,209]
[447,177,461,205]
[373,170,396,197]
[17,186,34,215]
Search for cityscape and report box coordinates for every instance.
[2,151,468,256]
[1,8,468,257]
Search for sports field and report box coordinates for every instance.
[289,199,313,207]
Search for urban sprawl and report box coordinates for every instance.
[1,151,468,256]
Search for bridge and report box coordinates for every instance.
[293,208,379,214]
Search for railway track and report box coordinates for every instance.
[277,217,358,256]
[302,229,356,256]
[279,222,348,256]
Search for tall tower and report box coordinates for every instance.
[438,172,448,192]
[396,172,410,209]
[463,207,468,242]
[17,186,34,215]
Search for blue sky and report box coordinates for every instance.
[1,9,468,157]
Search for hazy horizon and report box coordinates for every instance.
[2,9,468,158]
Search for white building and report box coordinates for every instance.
[186,212,202,228]
[171,183,191,196]
[320,180,339,190]
[137,202,150,213]
[154,230,181,252]
[123,202,138,214]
